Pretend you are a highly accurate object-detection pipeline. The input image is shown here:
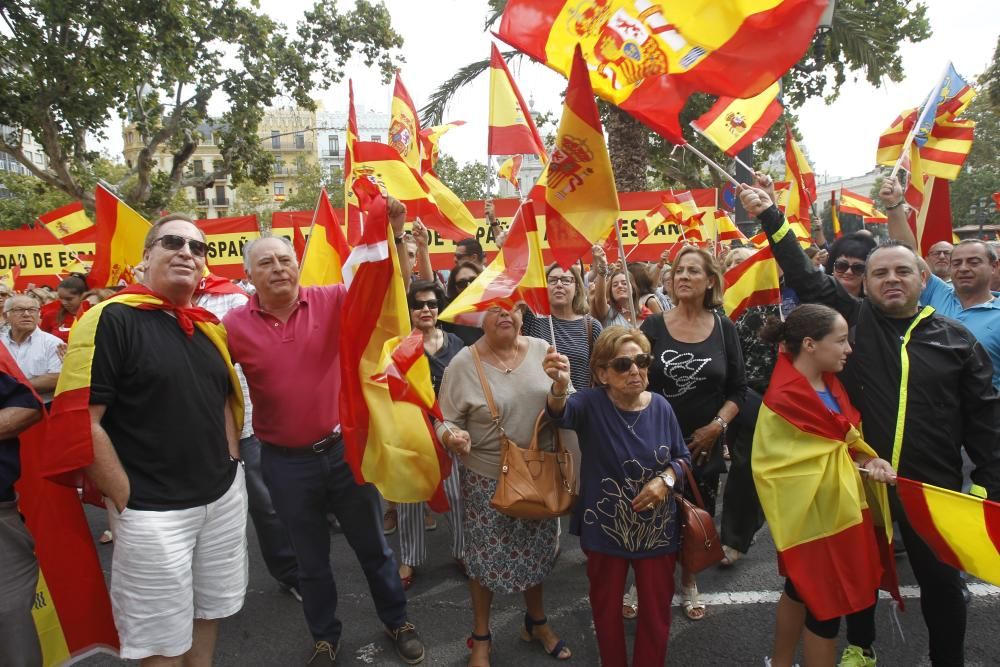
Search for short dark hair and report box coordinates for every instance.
[407,279,446,309]
[825,232,878,273]
[455,238,485,261]
[57,275,87,294]
[956,239,998,263]
[143,214,205,249]
[865,239,921,270]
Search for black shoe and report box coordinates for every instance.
[386,622,425,664]
[307,640,340,664]
[280,582,303,603]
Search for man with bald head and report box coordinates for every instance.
[224,198,425,665]
[925,240,954,282]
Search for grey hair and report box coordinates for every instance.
[242,234,296,272]
[956,239,999,263]
[3,294,40,314]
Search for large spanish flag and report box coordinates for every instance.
[839,189,880,218]
[545,45,619,268]
[488,43,548,162]
[389,71,423,173]
[439,200,550,327]
[339,188,451,506]
[896,477,1000,586]
[498,0,827,144]
[690,81,783,156]
[38,201,94,239]
[754,354,900,621]
[722,245,779,320]
[300,188,351,286]
[784,126,816,223]
[90,184,151,287]
[345,80,363,246]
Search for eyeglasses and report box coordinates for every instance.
[608,353,652,373]
[152,234,209,258]
[455,277,476,289]
[546,275,575,286]
[833,260,866,276]
[411,299,439,311]
[6,307,39,316]
[486,305,511,315]
[928,249,952,257]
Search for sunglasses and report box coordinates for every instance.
[153,234,209,258]
[546,275,575,286]
[411,299,439,311]
[455,277,476,288]
[608,353,653,373]
[833,260,865,276]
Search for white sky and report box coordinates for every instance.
[97,0,998,183]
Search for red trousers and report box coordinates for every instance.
[585,549,677,667]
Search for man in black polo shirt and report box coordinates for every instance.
[82,214,248,663]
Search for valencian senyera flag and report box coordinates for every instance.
[3,346,120,665]
[722,245,779,321]
[497,0,828,144]
[753,353,901,621]
[300,188,351,287]
[339,181,452,508]
[439,200,550,326]
[488,43,548,162]
[90,184,151,287]
[690,81,783,156]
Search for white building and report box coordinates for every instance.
[815,168,881,203]
[315,108,391,179]
[0,126,48,198]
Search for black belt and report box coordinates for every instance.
[263,431,343,456]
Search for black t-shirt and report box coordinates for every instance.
[0,373,42,502]
[90,304,236,510]
[441,321,483,346]
[427,332,466,395]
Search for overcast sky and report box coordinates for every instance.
[99,0,998,183]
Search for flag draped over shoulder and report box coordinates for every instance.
[722,245,779,320]
[338,188,451,508]
[753,354,900,621]
[784,126,816,223]
[300,188,351,286]
[896,477,1000,586]
[38,201,94,239]
[90,184,151,287]
[691,81,782,156]
[488,43,548,162]
[545,45,619,268]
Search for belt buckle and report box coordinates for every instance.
[311,437,330,454]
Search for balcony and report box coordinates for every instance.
[196,198,209,208]
[272,165,299,176]
[322,150,341,158]
[212,170,227,181]
[213,197,230,207]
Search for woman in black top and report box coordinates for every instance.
[640,246,746,622]
[442,261,484,346]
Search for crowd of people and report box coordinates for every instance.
[1,174,999,667]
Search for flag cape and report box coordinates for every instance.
[38,201,94,240]
[784,126,816,223]
[2,347,120,665]
[338,190,451,508]
[439,200,550,326]
[839,189,880,218]
[545,45,619,268]
[488,43,548,162]
[196,215,261,280]
[753,354,900,621]
[498,0,827,144]
[722,245,780,320]
[896,477,1000,586]
[498,155,523,189]
[90,185,151,287]
[389,72,422,173]
[345,80,363,245]
[691,81,782,156]
[301,189,351,286]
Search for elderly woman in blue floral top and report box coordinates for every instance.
[544,326,690,667]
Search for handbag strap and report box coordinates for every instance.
[470,346,506,437]
[676,459,708,510]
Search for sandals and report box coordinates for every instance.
[383,508,398,535]
[622,586,638,619]
[682,583,707,621]
[467,631,491,667]
[520,613,571,660]
[399,565,415,591]
[719,545,743,567]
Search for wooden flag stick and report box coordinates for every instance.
[682,143,740,187]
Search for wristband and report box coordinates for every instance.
[885,199,905,210]
[549,384,569,399]
[712,415,729,431]
[394,233,405,244]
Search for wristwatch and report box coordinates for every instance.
[657,471,675,489]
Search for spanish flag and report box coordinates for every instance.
[711,209,748,243]
[345,80,363,246]
[419,121,466,175]
[784,126,816,224]
[416,121,481,240]
[753,354,900,621]
[839,189,880,218]
[497,0,828,144]
[497,155,523,190]
[38,201,93,239]
[663,190,705,243]
[896,477,1000,586]
[722,245,779,321]
[339,188,451,505]
[90,184,151,287]
[830,191,842,239]
[545,45,619,268]
[690,81,783,156]
[389,71,423,173]
[488,43,548,163]
[439,200,550,326]
[300,188,350,286]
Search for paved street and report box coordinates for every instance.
[78,484,1000,667]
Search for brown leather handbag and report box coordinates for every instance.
[471,347,577,520]
[675,459,724,573]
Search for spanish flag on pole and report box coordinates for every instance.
[497,155,523,190]
[830,191,842,239]
[754,354,900,621]
[784,126,816,224]
[722,245,780,321]
[419,121,466,175]
[38,201,94,240]
[690,81,783,156]
[344,80,363,246]
[439,200,549,327]
[389,71,422,173]
[711,209,748,243]
[545,45,619,268]
[339,186,451,505]
[300,188,351,286]
[498,0,828,144]
[839,189,880,218]
[90,184,151,287]
[488,43,548,163]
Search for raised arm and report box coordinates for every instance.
[388,197,411,291]
[411,220,436,282]
[589,245,610,322]
[879,175,917,250]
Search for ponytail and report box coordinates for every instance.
[757,304,841,357]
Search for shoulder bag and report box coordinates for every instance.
[675,459,724,573]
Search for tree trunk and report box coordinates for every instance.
[605,106,648,193]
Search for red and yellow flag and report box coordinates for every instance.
[38,201,93,239]
[488,43,548,162]
[911,173,954,257]
[498,0,828,143]
[711,209,748,243]
[784,126,816,224]
[419,121,466,175]
[691,81,783,156]
[897,477,1000,586]
[839,189,880,218]
[389,71,422,173]
[417,121,481,240]
[831,191,842,239]
[439,200,549,326]
[722,245,780,320]
[196,215,261,280]
[754,354,900,621]
[545,45,619,268]
[345,80,363,246]
[876,96,976,182]
[498,155,523,190]
[90,184,151,287]
[301,188,351,286]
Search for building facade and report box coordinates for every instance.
[0,126,48,199]
[315,107,391,180]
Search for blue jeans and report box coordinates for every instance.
[240,436,298,588]
[260,440,408,643]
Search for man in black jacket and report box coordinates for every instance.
[739,183,1000,667]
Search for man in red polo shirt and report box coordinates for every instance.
[39,275,89,343]
[224,198,424,665]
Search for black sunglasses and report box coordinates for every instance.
[153,234,209,258]
[608,353,653,373]
[833,260,865,276]
[411,299,439,311]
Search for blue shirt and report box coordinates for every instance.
[816,387,842,414]
[549,387,690,558]
[920,274,1000,388]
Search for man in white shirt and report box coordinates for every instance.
[1,295,62,405]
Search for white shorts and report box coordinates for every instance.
[107,466,248,660]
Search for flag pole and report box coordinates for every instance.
[614,221,638,327]
[689,123,756,176]
[890,63,952,178]
[682,143,740,187]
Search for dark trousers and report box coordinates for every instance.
[722,389,765,553]
[846,490,966,666]
[260,440,408,644]
[240,436,298,588]
[0,502,42,667]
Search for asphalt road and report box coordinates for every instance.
[78,481,1000,667]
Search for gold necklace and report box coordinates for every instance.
[484,338,520,374]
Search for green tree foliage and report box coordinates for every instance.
[0,0,402,217]
[0,172,73,230]
[434,155,492,201]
